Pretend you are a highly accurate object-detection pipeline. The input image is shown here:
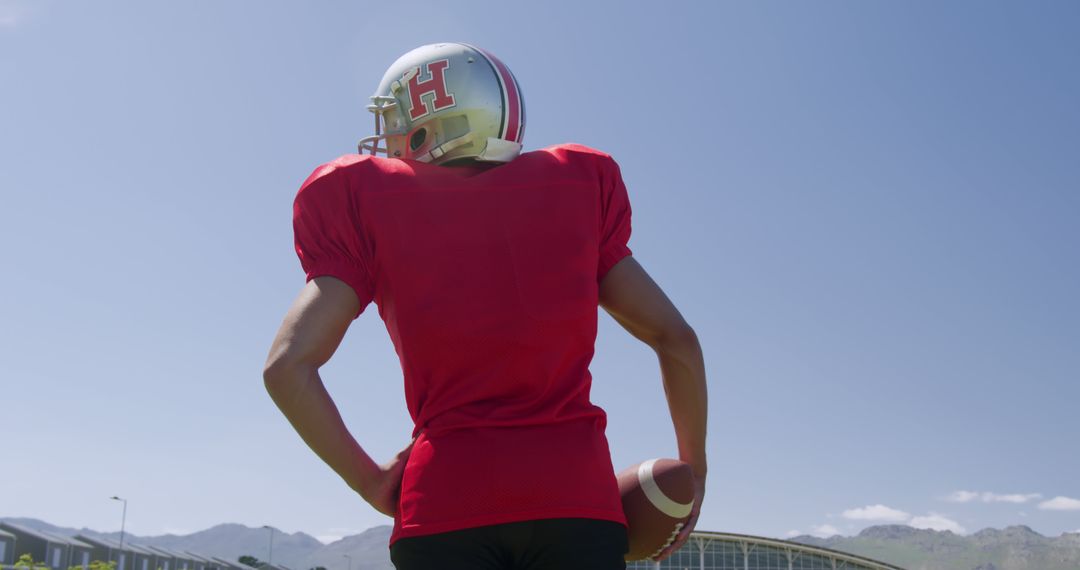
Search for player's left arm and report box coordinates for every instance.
[263,276,411,517]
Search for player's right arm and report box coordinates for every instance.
[599,255,708,558]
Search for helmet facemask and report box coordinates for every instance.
[357,95,405,158]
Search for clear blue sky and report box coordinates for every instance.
[2,0,1078,545]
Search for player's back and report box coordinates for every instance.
[292,142,634,540]
[295,142,632,436]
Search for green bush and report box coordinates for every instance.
[2,553,50,570]
[65,559,117,570]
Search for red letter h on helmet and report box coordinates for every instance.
[405,59,456,121]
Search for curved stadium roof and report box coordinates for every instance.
[627,530,906,570]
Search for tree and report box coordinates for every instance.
[237,556,263,569]
[308,567,328,570]
[8,553,49,570]
[67,560,116,570]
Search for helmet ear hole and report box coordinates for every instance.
[410,128,428,151]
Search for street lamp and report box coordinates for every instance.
[109,494,127,570]
[261,526,275,567]
[342,555,351,570]
[110,496,127,570]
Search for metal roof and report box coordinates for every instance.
[208,557,244,569]
[142,545,194,560]
[73,534,112,548]
[123,543,160,556]
[72,534,141,552]
[153,546,202,561]
[143,545,180,558]
[0,522,71,544]
[38,530,94,549]
[685,531,906,570]
[183,551,214,563]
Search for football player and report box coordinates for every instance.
[264,42,708,569]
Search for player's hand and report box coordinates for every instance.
[357,439,415,518]
[654,474,706,562]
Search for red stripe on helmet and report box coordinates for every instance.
[475,47,522,143]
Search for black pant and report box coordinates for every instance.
[390,518,629,570]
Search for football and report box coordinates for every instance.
[617,458,696,561]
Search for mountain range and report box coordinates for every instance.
[0,518,392,570]
[788,524,1080,570]
[4,517,1080,570]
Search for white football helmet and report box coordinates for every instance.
[358,43,525,165]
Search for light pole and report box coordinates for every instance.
[261,526,275,567]
[111,496,128,564]
[342,554,351,570]
[109,494,127,570]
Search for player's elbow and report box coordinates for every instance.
[652,322,701,357]
[263,354,309,395]
[263,357,288,395]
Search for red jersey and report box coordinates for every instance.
[292,143,633,543]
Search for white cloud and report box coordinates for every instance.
[1018,511,1028,518]
[909,513,966,534]
[945,490,1042,504]
[1039,496,1080,511]
[946,490,980,503]
[985,492,1042,504]
[784,530,801,538]
[811,524,841,538]
[316,534,342,544]
[841,504,911,522]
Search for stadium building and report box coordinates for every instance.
[628,530,904,570]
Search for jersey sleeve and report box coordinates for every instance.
[292,166,375,318]
[597,155,633,282]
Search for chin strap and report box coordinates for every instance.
[412,132,480,163]
[414,135,523,164]
[359,117,523,165]
[476,138,522,162]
